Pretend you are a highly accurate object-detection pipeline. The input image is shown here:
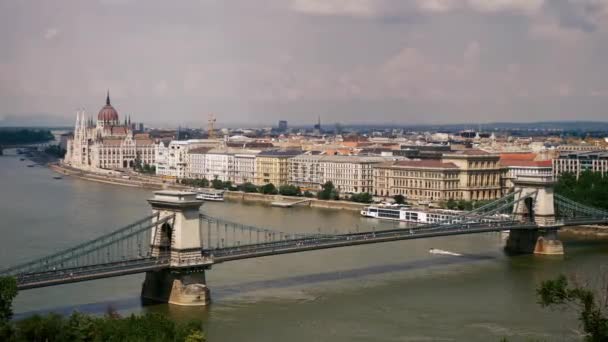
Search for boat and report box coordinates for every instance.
[196,189,225,202]
[26,164,36,168]
[360,204,463,224]
[429,248,462,256]
[53,176,63,180]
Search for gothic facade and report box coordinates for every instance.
[64,92,155,171]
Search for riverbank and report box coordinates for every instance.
[560,225,608,238]
[224,191,366,211]
[48,163,365,211]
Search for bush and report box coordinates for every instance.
[303,190,314,198]
[350,192,373,203]
[318,181,339,200]
[279,184,301,196]
[259,183,278,195]
[393,194,406,205]
[0,276,206,341]
[239,182,258,193]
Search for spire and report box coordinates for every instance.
[106,89,110,105]
[128,115,131,125]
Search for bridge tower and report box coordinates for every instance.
[141,191,212,306]
[506,175,564,255]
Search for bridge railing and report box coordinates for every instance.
[0,213,175,277]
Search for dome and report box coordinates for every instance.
[97,91,119,123]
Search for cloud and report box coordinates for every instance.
[290,0,377,17]
[43,28,59,40]
[1,0,608,125]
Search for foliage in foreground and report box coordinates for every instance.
[555,171,608,210]
[0,276,205,342]
[537,274,608,342]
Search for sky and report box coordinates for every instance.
[1,0,608,128]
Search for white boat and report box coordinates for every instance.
[429,248,462,256]
[196,190,225,202]
[360,205,462,224]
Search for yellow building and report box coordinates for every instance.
[255,150,301,186]
[441,150,502,201]
[373,149,503,203]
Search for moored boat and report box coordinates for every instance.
[196,189,225,202]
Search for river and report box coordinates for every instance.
[1,149,607,341]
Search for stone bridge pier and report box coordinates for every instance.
[505,175,564,256]
[141,191,211,306]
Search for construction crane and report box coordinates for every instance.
[207,113,216,139]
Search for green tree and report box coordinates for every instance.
[537,274,608,341]
[0,276,17,323]
[555,171,608,210]
[185,330,207,342]
[303,190,314,198]
[318,181,339,200]
[211,178,224,189]
[279,184,302,196]
[239,182,258,193]
[259,183,278,195]
[446,198,457,210]
[393,194,406,205]
[350,192,373,203]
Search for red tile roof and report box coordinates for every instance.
[500,160,552,167]
[499,152,537,161]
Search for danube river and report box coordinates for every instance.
[1,150,607,341]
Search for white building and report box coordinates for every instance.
[289,154,324,189]
[64,92,155,171]
[186,147,259,184]
[289,154,398,193]
[155,139,222,179]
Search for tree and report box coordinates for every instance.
[0,276,17,324]
[350,192,373,203]
[318,181,339,200]
[446,198,457,210]
[211,178,224,190]
[393,194,406,205]
[537,274,608,341]
[279,184,301,196]
[259,183,278,195]
[303,190,314,198]
[239,182,258,193]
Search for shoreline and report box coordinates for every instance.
[47,163,366,211]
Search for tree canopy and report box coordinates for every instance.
[537,274,608,341]
[555,171,608,210]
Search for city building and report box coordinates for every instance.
[64,92,155,171]
[255,150,302,185]
[440,150,502,201]
[373,160,461,201]
[155,139,222,179]
[278,120,288,132]
[499,153,552,192]
[553,151,608,178]
[319,156,388,194]
[289,154,324,189]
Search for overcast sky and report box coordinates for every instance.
[1,0,608,127]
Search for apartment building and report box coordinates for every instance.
[319,156,388,193]
[553,151,608,178]
[373,160,461,201]
[155,139,222,179]
[255,150,302,185]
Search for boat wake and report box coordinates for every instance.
[429,248,462,256]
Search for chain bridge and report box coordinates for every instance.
[2,175,607,306]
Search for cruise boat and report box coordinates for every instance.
[360,205,463,224]
[196,189,225,202]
